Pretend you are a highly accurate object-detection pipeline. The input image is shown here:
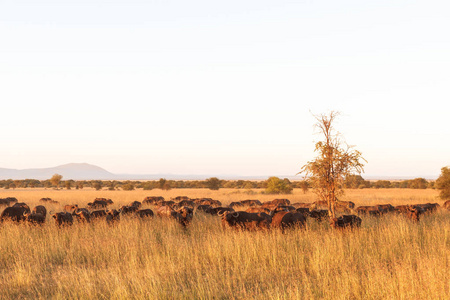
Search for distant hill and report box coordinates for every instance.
[0,163,435,181]
[0,163,117,180]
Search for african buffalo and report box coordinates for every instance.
[221,211,271,230]
[309,209,329,221]
[330,215,362,229]
[1,206,29,222]
[444,200,450,210]
[90,210,107,220]
[356,206,381,216]
[196,205,212,213]
[295,207,310,216]
[51,212,74,226]
[73,208,91,223]
[12,202,31,212]
[129,201,142,209]
[206,207,235,216]
[143,196,165,205]
[106,209,121,224]
[0,198,18,207]
[24,212,46,225]
[413,203,440,213]
[271,211,306,231]
[119,205,139,215]
[136,209,154,218]
[33,205,47,218]
[156,206,194,227]
[87,199,108,209]
[396,205,423,221]
[229,202,245,209]
[240,199,262,207]
[271,199,291,206]
[245,207,270,214]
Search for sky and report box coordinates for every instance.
[0,0,449,179]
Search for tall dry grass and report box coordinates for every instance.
[0,188,448,299]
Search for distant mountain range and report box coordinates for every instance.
[0,163,437,181]
[0,163,282,180]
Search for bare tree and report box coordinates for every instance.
[299,111,365,218]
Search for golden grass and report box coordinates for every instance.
[0,188,449,299]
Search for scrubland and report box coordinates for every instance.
[0,188,448,299]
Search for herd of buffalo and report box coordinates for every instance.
[0,196,449,231]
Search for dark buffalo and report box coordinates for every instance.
[396,205,423,221]
[136,209,154,218]
[90,210,107,220]
[271,211,306,231]
[172,196,190,202]
[12,202,31,212]
[95,198,114,205]
[444,200,450,210]
[240,199,262,207]
[143,196,165,205]
[73,208,91,223]
[245,207,270,214]
[207,207,235,216]
[196,205,212,213]
[51,212,74,226]
[156,206,194,227]
[309,210,329,222]
[0,198,18,207]
[87,200,108,209]
[221,211,271,230]
[106,209,121,224]
[356,206,381,216]
[120,205,139,215]
[271,199,291,206]
[129,201,142,209]
[24,212,46,225]
[229,202,245,209]
[413,203,440,213]
[199,199,222,207]
[0,206,29,222]
[33,205,47,218]
[330,215,362,229]
[177,200,195,208]
[375,204,395,214]
[291,202,313,209]
[157,201,176,207]
[295,207,310,216]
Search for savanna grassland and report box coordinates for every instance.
[0,188,449,299]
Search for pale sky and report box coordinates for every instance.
[1,0,449,178]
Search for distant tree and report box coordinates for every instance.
[436,167,450,200]
[9,183,16,190]
[409,178,428,189]
[76,181,84,190]
[142,182,154,190]
[344,175,367,189]
[206,177,221,190]
[92,181,102,191]
[65,181,72,190]
[299,112,365,218]
[298,180,309,194]
[122,182,135,191]
[159,178,167,189]
[50,174,63,189]
[265,177,293,194]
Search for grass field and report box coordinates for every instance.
[0,188,449,299]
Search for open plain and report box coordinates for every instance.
[0,188,449,299]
